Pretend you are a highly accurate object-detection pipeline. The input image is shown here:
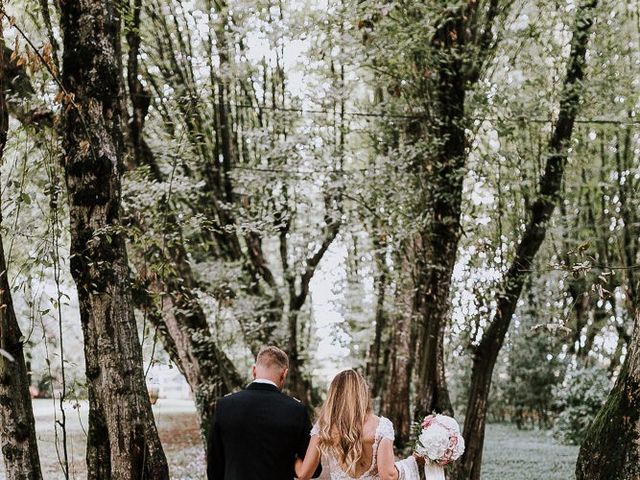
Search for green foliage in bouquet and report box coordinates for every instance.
[410,421,425,453]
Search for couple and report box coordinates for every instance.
[207,346,421,480]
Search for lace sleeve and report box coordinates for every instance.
[379,417,395,442]
[310,422,320,437]
[395,456,420,480]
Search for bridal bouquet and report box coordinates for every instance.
[413,414,465,480]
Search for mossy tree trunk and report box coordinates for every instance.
[0,21,43,479]
[576,313,640,479]
[59,1,169,478]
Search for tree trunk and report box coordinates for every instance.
[413,214,459,417]
[576,311,640,479]
[366,232,388,399]
[59,1,169,478]
[0,233,43,480]
[0,25,43,479]
[287,308,313,405]
[381,254,417,446]
[456,3,597,479]
[413,0,497,418]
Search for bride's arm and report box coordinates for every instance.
[295,435,321,480]
[377,439,400,480]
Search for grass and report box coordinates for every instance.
[481,423,579,480]
[0,400,578,479]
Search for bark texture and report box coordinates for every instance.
[381,252,418,446]
[576,313,640,479]
[456,3,597,479]
[59,1,169,478]
[0,23,43,479]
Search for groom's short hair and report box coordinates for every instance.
[256,346,289,370]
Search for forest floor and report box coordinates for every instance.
[0,400,578,479]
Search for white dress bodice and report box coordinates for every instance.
[311,416,395,480]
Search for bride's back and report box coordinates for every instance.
[313,370,395,479]
[352,414,381,476]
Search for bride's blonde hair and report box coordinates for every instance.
[316,369,372,476]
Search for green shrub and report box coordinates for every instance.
[552,367,611,445]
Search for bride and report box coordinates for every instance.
[295,369,421,480]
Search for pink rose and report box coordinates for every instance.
[421,414,436,429]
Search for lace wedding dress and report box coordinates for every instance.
[311,417,420,480]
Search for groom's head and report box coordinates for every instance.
[253,346,289,390]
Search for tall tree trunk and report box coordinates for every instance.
[0,24,43,479]
[408,0,502,419]
[59,1,169,478]
[381,252,417,446]
[576,310,640,479]
[456,3,597,479]
[412,19,465,420]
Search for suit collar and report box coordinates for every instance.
[246,381,281,393]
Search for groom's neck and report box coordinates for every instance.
[253,377,281,389]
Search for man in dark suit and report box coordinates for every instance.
[207,346,322,479]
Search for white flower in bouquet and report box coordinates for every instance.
[416,424,450,459]
[414,414,465,466]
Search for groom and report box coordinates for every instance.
[207,346,322,479]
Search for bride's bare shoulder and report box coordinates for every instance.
[363,414,381,434]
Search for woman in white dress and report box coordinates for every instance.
[294,369,420,480]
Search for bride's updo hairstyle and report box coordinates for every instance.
[316,369,372,476]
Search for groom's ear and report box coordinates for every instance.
[282,368,289,382]
[252,365,257,379]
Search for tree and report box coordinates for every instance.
[456,2,598,478]
[123,0,243,435]
[575,72,640,480]
[0,11,43,478]
[59,0,169,477]
[140,0,345,405]
[357,1,507,431]
[576,310,640,479]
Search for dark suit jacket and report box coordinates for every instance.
[207,382,322,480]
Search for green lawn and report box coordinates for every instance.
[0,401,578,479]
[481,423,579,480]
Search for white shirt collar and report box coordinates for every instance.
[252,378,279,388]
